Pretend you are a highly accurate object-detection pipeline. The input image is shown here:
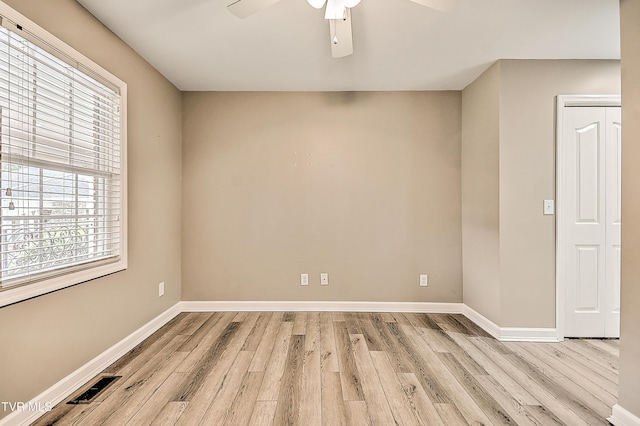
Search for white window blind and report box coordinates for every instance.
[0,18,124,293]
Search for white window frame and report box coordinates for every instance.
[0,1,127,308]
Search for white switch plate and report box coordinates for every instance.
[158,282,165,297]
[320,273,329,286]
[543,199,555,215]
[300,273,309,286]
[420,275,428,287]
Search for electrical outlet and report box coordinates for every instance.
[301,273,309,286]
[159,282,165,297]
[420,275,428,287]
[320,273,329,286]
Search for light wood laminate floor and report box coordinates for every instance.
[34,312,618,425]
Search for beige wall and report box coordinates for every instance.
[461,62,502,325]
[0,0,182,418]
[0,0,631,418]
[462,59,620,328]
[182,91,462,302]
[618,0,640,418]
[499,59,620,327]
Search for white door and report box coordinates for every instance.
[562,106,621,338]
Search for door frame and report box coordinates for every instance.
[555,95,621,341]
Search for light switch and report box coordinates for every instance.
[543,200,555,215]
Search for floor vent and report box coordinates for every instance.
[67,375,121,404]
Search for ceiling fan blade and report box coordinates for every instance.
[227,0,282,18]
[406,0,458,12]
[329,9,353,58]
[307,0,327,9]
[325,0,346,20]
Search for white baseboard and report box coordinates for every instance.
[0,303,182,426]
[499,327,559,342]
[609,404,640,426]
[3,299,568,426]
[461,304,501,339]
[461,304,559,342]
[180,300,464,313]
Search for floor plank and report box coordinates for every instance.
[519,342,617,405]
[124,372,187,426]
[171,321,241,403]
[502,350,607,425]
[319,312,340,373]
[248,401,277,426]
[322,372,348,425]
[561,339,619,375]
[150,401,188,426]
[350,335,397,425]
[223,371,264,426]
[249,312,284,372]
[334,321,365,401]
[38,312,619,426]
[437,351,515,425]
[256,321,294,400]
[272,335,305,425]
[474,374,543,426]
[405,329,493,425]
[433,403,468,425]
[470,336,591,425]
[369,351,420,425]
[74,334,189,425]
[344,400,372,426]
[293,312,308,335]
[241,312,270,351]
[174,315,259,424]
[199,351,255,424]
[102,350,189,425]
[446,330,539,406]
[299,313,322,426]
[397,372,445,426]
[555,341,618,382]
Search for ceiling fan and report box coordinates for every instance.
[227,0,458,58]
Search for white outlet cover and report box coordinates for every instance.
[159,282,165,296]
[320,273,329,285]
[420,275,428,287]
[300,274,309,286]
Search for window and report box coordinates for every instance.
[0,6,127,307]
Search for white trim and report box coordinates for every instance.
[555,95,621,341]
[558,95,622,107]
[180,300,463,313]
[462,304,558,342]
[609,404,640,426]
[0,0,128,309]
[461,304,501,339]
[499,327,559,342]
[0,303,181,426]
[0,1,124,91]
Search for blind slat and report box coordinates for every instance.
[0,24,122,286]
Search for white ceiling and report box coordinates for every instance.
[75,0,620,91]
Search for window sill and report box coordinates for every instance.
[0,258,127,308]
